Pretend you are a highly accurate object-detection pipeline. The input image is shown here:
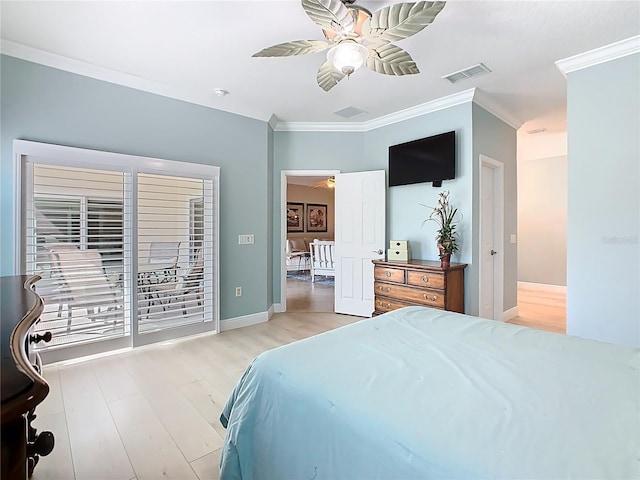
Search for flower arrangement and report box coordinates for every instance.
[422,191,461,264]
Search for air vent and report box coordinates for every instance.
[527,128,547,135]
[333,106,368,119]
[442,63,491,84]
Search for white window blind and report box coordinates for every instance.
[18,140,220,355]
[136,173,214,333]
[26,164,129,347]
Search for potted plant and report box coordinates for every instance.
[422,190,461,268]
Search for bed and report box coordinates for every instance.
[219,306,639,479]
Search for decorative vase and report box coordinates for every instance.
[440,254,451,269]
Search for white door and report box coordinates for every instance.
[479,156,504,320]
[334,170,386,317]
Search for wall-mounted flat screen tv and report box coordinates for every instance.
[388,131,456,187]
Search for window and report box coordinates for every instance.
[16,140,219,358]
[34,196,124,269]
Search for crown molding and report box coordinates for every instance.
[274,89,477,132]
[267,114,280,131]
[472,89,523,129]
[0,39,269,122]
[556,35,640,77]
[2,40,521,132]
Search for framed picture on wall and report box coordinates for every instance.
[287,202,305,232]
[306,203,327,232]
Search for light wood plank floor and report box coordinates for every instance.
[34,281,564,479]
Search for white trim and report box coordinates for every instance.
[220,311,269,332]
[556,35,640,76]
[280,169,340,311]
[518,281,567,292]
[503,306,519,322]
[273,302,285,313]
[14,139,221,348]
[275,89,476,132]
[1,41,521,133]
[13,140,220,178]
[267,304,275,320]
[472,89,523,129]
[479,155,505,322]
[0,40,266,122]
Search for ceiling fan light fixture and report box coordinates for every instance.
[327,41,369,76]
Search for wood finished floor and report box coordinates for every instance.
[34,280,565,480]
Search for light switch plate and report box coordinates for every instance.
[238,234,254,245]
[510,234,517,244]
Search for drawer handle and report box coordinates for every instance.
[385,271,391,277]
[423,294,437,302]
[30,331,52,344]
[422,276,429,283]
[378,286,391,293]
[378,301,391,308]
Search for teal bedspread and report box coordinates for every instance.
[219,306,639,479]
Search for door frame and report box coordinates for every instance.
[479,154,505,321]
[278,169,340,312]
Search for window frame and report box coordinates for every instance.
[14,139,220,356]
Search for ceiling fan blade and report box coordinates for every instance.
[252,40,330,57]
[366,1,446,42]
[366,44,420,76]
[317,60,346,91]
[302,0,354,35]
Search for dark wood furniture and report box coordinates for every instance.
[372,259,467,316]
[1,275,54,479]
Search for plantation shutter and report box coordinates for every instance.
[136,173,215,332]
[25,164,130,347]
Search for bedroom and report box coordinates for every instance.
[0,1,638,479]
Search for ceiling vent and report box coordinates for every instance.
[333,106,368,119]
[442,63,491,84]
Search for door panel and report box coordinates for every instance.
[480,163,495,319]
[334,170,386,317]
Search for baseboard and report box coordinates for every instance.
[220,311,269,332]
[518,281,567,292]
[267,304,275,320]
[273,302,285,313]
[503,306,519,322]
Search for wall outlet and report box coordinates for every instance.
[235,286,242,297]
[238,234,254,245]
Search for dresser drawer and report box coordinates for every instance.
[374,297,412,313]
[374,282,445,309]
[374,267,405,283]
[406,270,445,290]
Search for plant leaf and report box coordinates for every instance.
[366,43,419,76]
[317,60,345,91]
[366,1,446,43]
[302,0,354,35]
[252,40,331,57]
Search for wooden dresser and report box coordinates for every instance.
[372,259,467,316]
[1,275,54,479]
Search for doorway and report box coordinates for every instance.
[479,155,505,321]
[281,170,339,313]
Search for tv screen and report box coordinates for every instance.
[388,131,456,187]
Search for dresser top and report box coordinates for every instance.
[373,259,467,271]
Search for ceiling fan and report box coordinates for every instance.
[253,0,446,91]
[312,176,336,188]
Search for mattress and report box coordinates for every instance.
[219,306,640,479]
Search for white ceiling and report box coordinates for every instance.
[1,1,639,135]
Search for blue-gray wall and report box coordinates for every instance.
[0,55,271,322]
[472,104,519,313]
[273,102,517,316]
[2,55,519,323]
[566,53,640,347]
